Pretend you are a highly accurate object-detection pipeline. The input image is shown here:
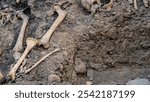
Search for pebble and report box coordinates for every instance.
[126,78,150,85]
[86,81,93,85]
[75,58,86,74]
[48,74,61,83]
[13,52,21,60]
[87,69,94,80]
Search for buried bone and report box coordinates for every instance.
[13,11,29,60]
[38,3,67,49]
[25,48,61,74]
[8,37,38,81]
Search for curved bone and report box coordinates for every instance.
[13,11,29,60]
[8,37,38,81]
[25,48,61,74]
[39,4,67,49]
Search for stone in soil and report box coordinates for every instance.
[126,78,150,85]
[48,74,61,83]
[75,58,87,74]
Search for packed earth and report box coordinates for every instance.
[0,0,150,85]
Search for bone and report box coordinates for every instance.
[128,0,133,4]
[13,11,29,60]
[25,48,61,74]
[133,0,138,9]
[8,37,38,81]
[39,4,67,49]
[143,0,149,7]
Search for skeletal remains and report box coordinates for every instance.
[0,0,149,82]
[8,2,67,81]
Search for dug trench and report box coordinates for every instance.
[0,0,150,85]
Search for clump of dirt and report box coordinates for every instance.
[0,0,150,85]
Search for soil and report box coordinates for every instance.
[0,0,150,85]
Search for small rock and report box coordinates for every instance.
[48,74,61,83]
[126,78,150,85]
[87,69,94,80]
[86,81,93,85]
[75,58,86,74]
[13,52,21,60]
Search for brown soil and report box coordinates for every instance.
[0,0,150,85]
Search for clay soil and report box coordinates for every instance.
[0,0,150,85]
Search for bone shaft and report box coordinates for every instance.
[25,48,60,73]
[13,15,29,52]
[40,10,67,44]
[10,46,31,73]
[133,0,138,9]
[143,0,148,7]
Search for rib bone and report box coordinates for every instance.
[25,48,61,74]
[39,4,67,49]
[13,11,29,60]
[8,37,38,81]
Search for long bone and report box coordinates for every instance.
[25,48,61,74]
[13,11,29,60]
[38,3,67,49]
[8,37,38,81]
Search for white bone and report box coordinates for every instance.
[13,11,29,60]
[8,37,38,81]
[39,4,67,49]
[25,48,61,74]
